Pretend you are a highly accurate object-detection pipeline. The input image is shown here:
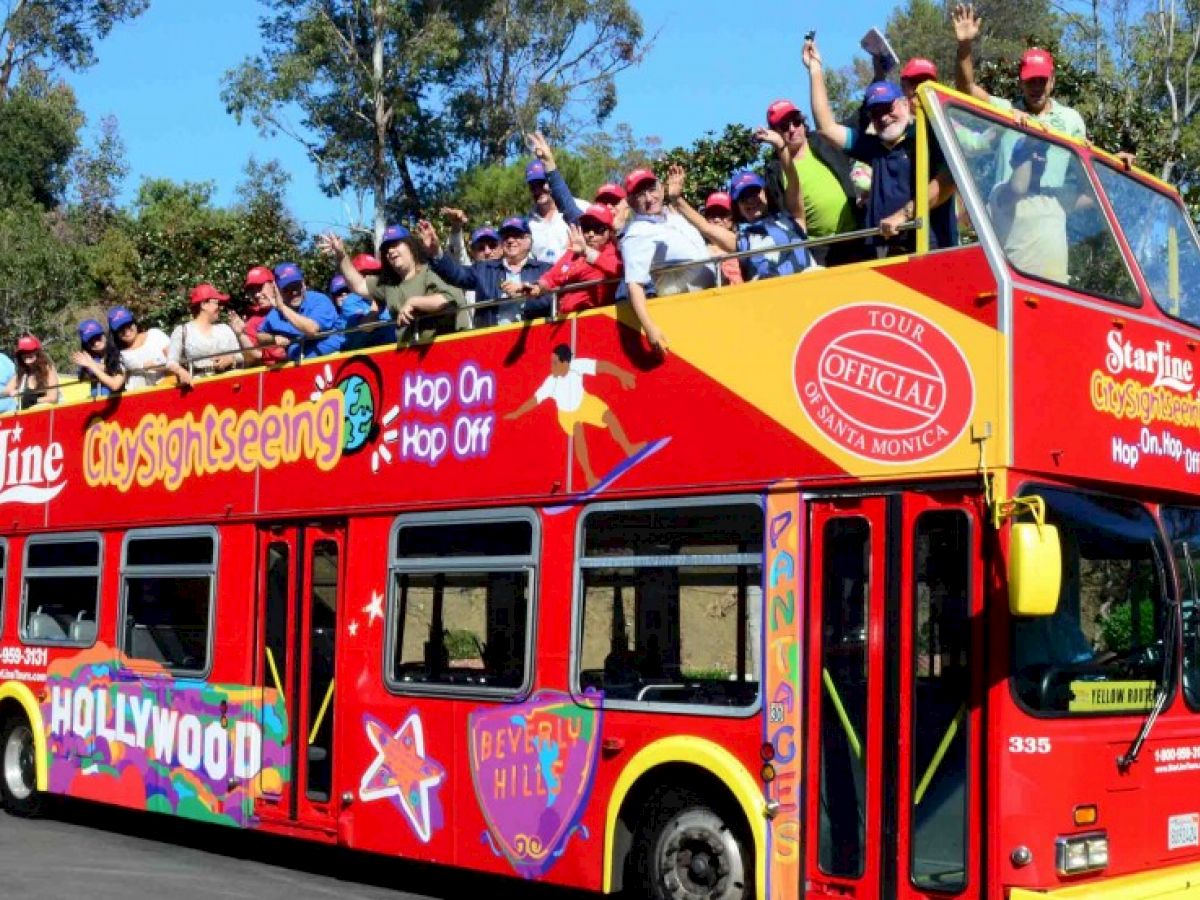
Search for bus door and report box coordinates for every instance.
[253,522,344,833]
[803,493,982,899]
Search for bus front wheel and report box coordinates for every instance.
[631,786,750,900]
[0,717,42,817]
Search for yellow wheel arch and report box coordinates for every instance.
[0,681,49,792]
[603,735,766,900]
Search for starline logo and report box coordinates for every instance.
[0,422,65,504]
[1105,330,1195,393]
[794,303,974,464]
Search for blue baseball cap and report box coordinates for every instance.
[864,80,902,108]
[470,226,500,246]
[78,319,104,344]
[525,160,547,183]
[499,216,530,236]
[107,306,135,331]
[274,262,304,289]
[380,224,409,248]
[729,171,767,201]
[329,275,348,296]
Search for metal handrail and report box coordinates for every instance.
[6,219,923,407]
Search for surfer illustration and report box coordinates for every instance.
[506,344,645,488]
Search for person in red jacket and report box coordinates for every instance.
[517,204,623,314]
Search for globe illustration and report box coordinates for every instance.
[339,373,376,451]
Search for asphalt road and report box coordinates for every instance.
[0,800,592,900]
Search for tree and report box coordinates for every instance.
[0,0,150,98]
[0,69,82,207]
[448,0,650,165]
[71,114,128,230]
[659,125,764,208]
[223,0,465,240]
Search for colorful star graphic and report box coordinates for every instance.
[348,619,360,637]
[358,712,445,843]
[363,590,384,626]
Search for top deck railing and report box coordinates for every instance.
[9,220,921,409]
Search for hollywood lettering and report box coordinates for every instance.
[1105,330,1195,393]
[0,423,66,504]
[49,684,265,783]
[795,303,974,464]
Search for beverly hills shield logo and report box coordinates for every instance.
[468,690,602,878]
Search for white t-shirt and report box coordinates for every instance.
[535,358,596,412]
[529,201,589,265]
[988,185,1069,283]
[168,322,242,374]
[621,211,715,295]
[120,328,171,389]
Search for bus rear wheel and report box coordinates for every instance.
[1,718,42,817]
[631,786,750,900]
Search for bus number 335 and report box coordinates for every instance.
[1008,736,1052,754]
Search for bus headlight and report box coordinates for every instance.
[1055,831,1108,875]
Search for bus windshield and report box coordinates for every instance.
[1162,506,1200,707]
[1011,487,1173,715]
[945,104,1138,303]
[1093,164,1200,327]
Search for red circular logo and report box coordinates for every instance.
[794,303,974,464]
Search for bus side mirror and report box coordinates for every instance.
[1009,522,1062,616]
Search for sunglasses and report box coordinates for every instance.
[580,221,611,234]
[473,239,500,251]
[868,100,899,119]
[779,114,807,131]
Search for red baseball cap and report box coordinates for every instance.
[352,253,383,273]
[244,265,274,287]
[16,335,40,353]
[1020,48,1054,80]
[578,203,615,229]
[624,168,657,195]
[189,283,230,306]
[594,183,626,204]
[766,99,802,128]
[900,58,938,81]
[703,192,732,214]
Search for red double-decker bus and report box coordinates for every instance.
[3,83,1200,899]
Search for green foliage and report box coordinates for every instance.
[659,124,765,208]
[444,629,481,662]
[0,74,82,207]
[1098,598,1155,655]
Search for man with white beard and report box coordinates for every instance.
[804,36,957,257]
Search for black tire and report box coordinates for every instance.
[0,717,43,817]
[628,785,751,900]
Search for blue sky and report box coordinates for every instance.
[64,1,886,234]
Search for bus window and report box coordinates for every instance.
[22,534,102,646]
[1011,488,1172,715]
[575,499,762,711]
[387,512,536,694]
[121,529,217,674]
[946,105,1139,304]
[1093,164,1200,326]
[1161,506,1200,709]
[911,511,970,891]
[307,539,338,800]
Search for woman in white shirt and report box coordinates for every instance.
[108,305,171,390]
[167,283,254,387]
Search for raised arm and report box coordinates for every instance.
[756,128,806,228]
[664,165,736,252]
[320,233,372,297]
[528,132,587,225]
[803,39,851,149]
[953,4,991,101]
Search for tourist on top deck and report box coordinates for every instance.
[256,262,344,359]
[806,37,957,256]
[417,217,551,328]
[619,167,714,355]
[527,132,630,234]
[352,252,383,274]
[434,216,500,328]
[514,204,623,313]
[241,267,286,366]
[700,192,743,285]
[526,156,584,266]
[108,306,171,389]
[953,3,1087,188]
[4,335,58,409]
[324,225,462,343]
[764,98,863,267]
[663,129,811,282]
[72,319,125,398]
[168,284,256,386]
[900,57,939,100]
[329,273,396,348]
[0,350,14,414]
